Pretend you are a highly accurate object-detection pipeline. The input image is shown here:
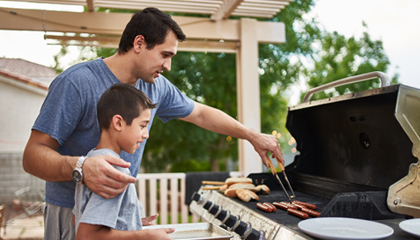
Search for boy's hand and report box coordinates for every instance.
[82,154,136,199]
[151,228,175,240]
[142,214,159,226]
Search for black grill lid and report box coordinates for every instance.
[286,84,418,190]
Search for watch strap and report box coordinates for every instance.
[73,156,88,182]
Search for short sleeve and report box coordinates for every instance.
[32,77,83,146]
[153,76,195,123]
[78,188,124,229]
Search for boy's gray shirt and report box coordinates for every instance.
[73,148,142,232]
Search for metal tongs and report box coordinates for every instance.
[266,155,295,203]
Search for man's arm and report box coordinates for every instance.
[23,130,136,199]
[180,102,284,167]
[76,223,175,240]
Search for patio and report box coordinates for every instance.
[0,200,43,240]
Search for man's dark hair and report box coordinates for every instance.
[118,7,186,54]
[97,83,157,130]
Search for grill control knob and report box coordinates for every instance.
[216,209,228,222]
[224,214,239,228]
[191,192,203,203]
[209,204,220,215]
[233,221,251,236]
[244,229,265,240]
[203,201,214,211]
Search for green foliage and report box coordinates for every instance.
[142,52,239,172]
[303,24,399,101]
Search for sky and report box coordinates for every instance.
[0,0,419,91]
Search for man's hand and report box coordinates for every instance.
[248,132,285,169]
[82,155,136,199]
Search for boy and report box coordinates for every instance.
[73,83,174,239]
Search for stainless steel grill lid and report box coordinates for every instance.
[286,74,420,217]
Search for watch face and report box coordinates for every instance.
[72,170,82,182]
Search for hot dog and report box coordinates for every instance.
[300,207,321,217]
[257,202,272,213]
[272,202,288,210]
[291,202,306,210]
[263,202,277,212]
[281,202,298,210]
[287,208,309,219]
[293,200,317,210]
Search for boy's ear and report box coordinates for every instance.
[111,115,124,131]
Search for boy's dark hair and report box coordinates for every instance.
[118,7,186,54]
[97,83,157,130]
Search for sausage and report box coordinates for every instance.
[287,208,309,219]
[293,200,317,210]
[257,202,272,213]
[263,202,277,212]
[291,203,306,210]
[272,202,288,210]
[300,207,321,217]
[281,202,298,210]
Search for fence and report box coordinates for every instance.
[137,172,241,224]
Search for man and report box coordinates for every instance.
[23,7,284,240]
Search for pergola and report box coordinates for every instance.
[0,0,292,176]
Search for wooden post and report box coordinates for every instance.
[237,18,262,176]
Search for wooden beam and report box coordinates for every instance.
[86,0,95,12]
[45,34,238,53]
[211,0,243,20]
[0,8,285,43]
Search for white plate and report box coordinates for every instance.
[298,217,394,240]
[399,219,420,237]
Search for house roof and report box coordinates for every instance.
[0,58,54,91]
[0,57,56,86]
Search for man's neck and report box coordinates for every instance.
[103,53,138,86]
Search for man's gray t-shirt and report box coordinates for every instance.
[33,58,195,209]
[73,148,142,232]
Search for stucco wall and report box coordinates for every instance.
[0,80,46,152]
[0,77,47,204]
[0,152,45,204]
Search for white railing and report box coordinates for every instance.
[137,172,241,224]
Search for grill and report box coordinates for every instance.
[189,72,420,240]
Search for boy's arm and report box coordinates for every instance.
[76,223,175,240]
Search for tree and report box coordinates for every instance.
[303,22,399,101]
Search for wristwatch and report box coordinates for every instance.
[72,156,88,183]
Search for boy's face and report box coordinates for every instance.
[119,108,151,154]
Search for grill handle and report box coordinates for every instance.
[302,71,391,103]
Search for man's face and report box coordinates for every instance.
[136,31,178,83]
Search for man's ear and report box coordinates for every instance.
[133,35,146,53]
[111,115,124,131]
